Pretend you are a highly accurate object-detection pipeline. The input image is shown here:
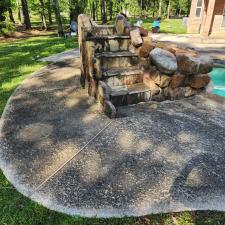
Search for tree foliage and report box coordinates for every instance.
[1,0,191,35]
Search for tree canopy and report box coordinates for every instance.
[0,0,191,36]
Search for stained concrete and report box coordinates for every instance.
[1,58,225,217]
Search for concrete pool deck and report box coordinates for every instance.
[151,34,225,61]
[1,57,225,217]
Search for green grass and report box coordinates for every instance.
[0,36,76,115]
[1,35,225,225]
[107,17,187,34]
[130,18,187,34]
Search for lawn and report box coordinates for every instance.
[135,18,187,34]
[108,18,187,34]
[0,36,225,225]
[0,36,76,115]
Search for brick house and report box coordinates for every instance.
[188,0,225,37]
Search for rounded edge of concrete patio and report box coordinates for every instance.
[1,58,225,218]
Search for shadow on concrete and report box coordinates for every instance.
[1,58,225,217]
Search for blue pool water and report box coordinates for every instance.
[210,67,225,97]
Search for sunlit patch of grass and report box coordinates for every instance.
[144,18,186,34]
[127,18,187,34]
[0,36,77,115]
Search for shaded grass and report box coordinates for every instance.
[1,35,225,225]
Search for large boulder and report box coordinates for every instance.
[115,14,127,35]
[130,28,143,47]
[163,87,183,99]
[139,27,148,37]
[170,73,186,89]
[184,86,201,97]
[143,73,161,96]
[145,68,171,88]
[150,48,178,75]
[172,47,198,57]
[104,100,117,118]
[198,55,214,74]
[176,53,213,75]
[97,81,111,105]
[188,74,211,89]
[164,86,200,99]
[139,37,155,58]
[176,54,199,75]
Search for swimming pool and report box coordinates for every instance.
[210,67,225,97]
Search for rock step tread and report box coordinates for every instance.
[110,83,150,96]
[96,51,138,58]
[102,67,143,77]
[87,35,131,41]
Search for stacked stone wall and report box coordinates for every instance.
[78,14,213,118]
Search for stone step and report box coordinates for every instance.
[95,51,139,72]
[96,51,137,58]
[93,36,131,54]
[87,35,131,41]
[103,68,144,86]
[102,67,143,77]
[92,37,131,53]
[109,83,151,106]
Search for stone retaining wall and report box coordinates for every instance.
[78,14,213,117]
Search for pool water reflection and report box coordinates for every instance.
[210,67,225,97]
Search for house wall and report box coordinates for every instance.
[188,0,205,33]
[210,0,225,36]
[188,0,225,36]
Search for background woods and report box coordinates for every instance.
[0,0,191,36]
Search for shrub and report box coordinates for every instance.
[0,18,15,37]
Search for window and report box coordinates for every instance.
[195,0,203,18]
[222,5,225,28]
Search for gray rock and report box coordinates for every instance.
[130,28,143,48]
[115,15,126,35]
[150,48,178,75]
[199,55,214,74]
[103,100,117,118]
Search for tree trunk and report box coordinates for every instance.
[179,8,181,17]
[152,0,156,17]
[95,1,98,20]
[47,0,52,24]
[92,1,96,21]
[187,0,191,16]
[75,0,80,21]
[0,3,6,23]
[109,0,113,21]
[141,0,143,15]
[167,0,170,19]
[16,0,22,24]
[8,0,15,23]
[52,0,64,36]
[21,0,31,29]
[39,0,48,30]
[101,0,107,24]
[158,0,162,17]
[69,0,74,23]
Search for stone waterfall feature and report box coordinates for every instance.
[78,14,213,118]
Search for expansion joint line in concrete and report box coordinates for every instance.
[32,120,113,194]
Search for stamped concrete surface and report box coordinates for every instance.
[1,58,225,217]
